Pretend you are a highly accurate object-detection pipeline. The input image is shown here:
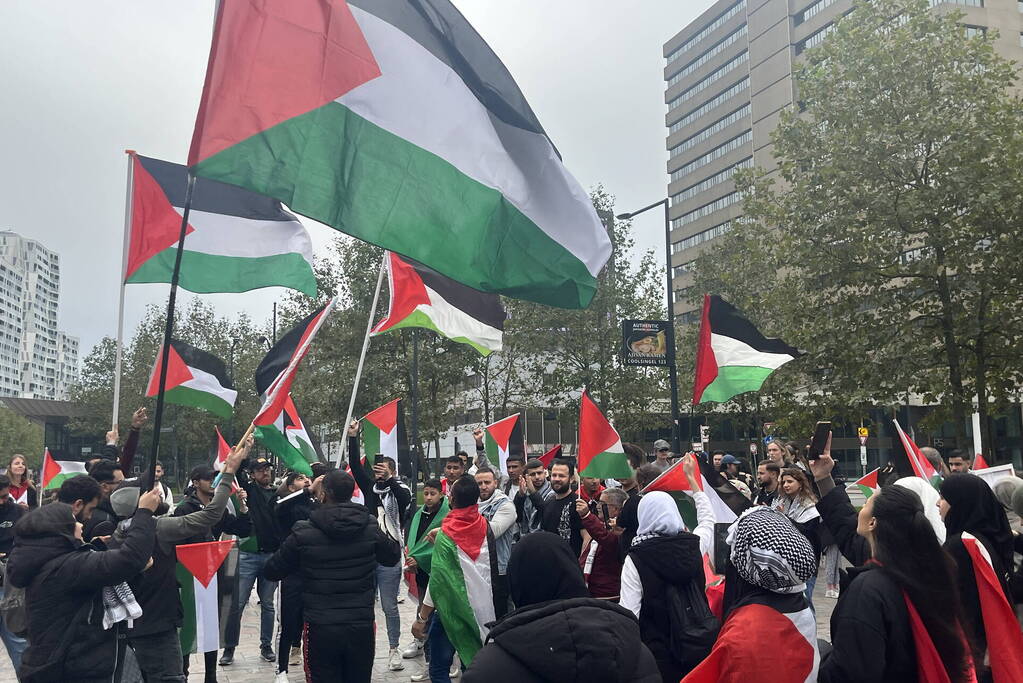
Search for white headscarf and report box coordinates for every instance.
[893,476,946,545]
[632,491,685,546]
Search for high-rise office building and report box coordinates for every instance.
[0,231,79,399]
[664,0,1023,322]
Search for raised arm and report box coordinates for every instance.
[119,407,147,471]
[69,492,160,590]
[810,453,870,566]
[347,421,376,506]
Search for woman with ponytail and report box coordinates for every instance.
[819,484,972,682]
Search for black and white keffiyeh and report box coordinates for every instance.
[102,581,142,630]
[374,481,407,545]
[727,506,816,594]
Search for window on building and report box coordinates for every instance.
[671,131,752,183]
[668,79,749,135]
[671,158,753,205]
[964,25,986,37]
[666,0,747,64]
[666,25,748,87]
[671,219,736,252]
[670,104,750,158]
[678,310,701,326]
[931,0,983,6]
[667,51,749,112]
[796,0,840,25]
[795,23,835,54]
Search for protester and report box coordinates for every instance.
[442,455,466,494]
[500,454,525,497]
[579,476,604,503]
[0,474,27,675]
[82,459,124,540]
[55,475,103,523]
[613,444,646,554]
[5,455,36,509]
[721,454,754,491]
[920,446,951,477]
[153,460,174,509]
[818,485,972,682]
[221,455,281,666]
[6,485,160,682]
[948,450,973,474]
[463,532,660,682]
[273,470,318,681]
[575,486,627,599]
[475,467,516,618]
[621,455,712,681]
[776,467,822,604]
[537,458,583,556]
[347,420,413,672]
[684,507,819,683]
[264,470,401,682]
[992,478,1023,534]
[402,478,449,670]
[651,439,674,471]
[765,439,791,466]
[513,458,552,536]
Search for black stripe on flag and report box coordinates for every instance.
[255,306,327,396]
[407,257,506,330]
[707,295,803,357]
[347,0,553,148]
[170,339,234,389]
[136,155,298,222]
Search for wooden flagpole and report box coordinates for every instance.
[111,150,135,430]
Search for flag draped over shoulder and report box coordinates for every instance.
[146,340,237,419]
[176,540,234,654]
[41,448,87,490]
[188,0,611,309]
[961,532,1023,680]
[404,497,450,602]
[372,252,505,355]
[577,392,633,479]
[483,414,524,474]
[693,295,801,405]
[125,154,316,296]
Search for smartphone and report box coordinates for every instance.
[374,454,385,465]
[807,421,831,461]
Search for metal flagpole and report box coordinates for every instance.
[111,150,135,429]
[410,328,421,486]
[339,256,387,464]
[146,173,197,490]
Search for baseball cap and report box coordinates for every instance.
[721,454,740,465]
[653,439,671,451]
[252,457,272,469]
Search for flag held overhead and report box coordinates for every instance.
[146,340,237,419]
[577,392,633,479]
[483,414,525,473]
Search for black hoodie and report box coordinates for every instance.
[6,503,155,682]
[263,502,400,625]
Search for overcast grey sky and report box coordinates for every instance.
[0,0,714,356]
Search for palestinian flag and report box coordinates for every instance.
[124,154,316,296]
[344,461,366,505]
[254,394,317,476]
[538,444,562,468]
[693,295,802,405]
[41,448,87,490]
[253,300,336,432]
[211,430,256,552]
[577,392,633,479]
[974,453,989,470]
[428,507,496,666]
[404,496,450,602]
[892,419,940,483]
[361,398,409,474]
[483,414,525,473]
[188,0,611,309]
[372,252,505,356]
[961,532,1023,679]
[146,340,237,419]
[176,540,234,654]
[853,468,880,499]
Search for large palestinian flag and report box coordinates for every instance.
[41,448,87,490]
[124,154,315,296]
[146,340,237,419]
[693,295,801,405]
[254,395,317,476]
[372,252,505,356]
[176,540,234,654]
[891,419,940,482]
[361,398,409,475]
[188,0,611,310]
[483,414,525,474]
[577,392,633,479]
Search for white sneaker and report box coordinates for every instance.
[389,647,405,671]
[410,670,430,682]
[401,639,424,658]
[289,645,302,667]
[274,673,290,683]
[450,659,461,678]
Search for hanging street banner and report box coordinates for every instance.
[622,320,670,367]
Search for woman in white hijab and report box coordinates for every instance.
[892,476,947,544]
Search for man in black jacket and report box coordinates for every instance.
[82,459,124,541]
[0,475,27,675]
[6,488,160,682]
[264,470,400,682]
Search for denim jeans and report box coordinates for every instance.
[427,616,456,683]
[804,574,817,613]
[376,562,402,648]
[224,551,278,648]
[128,628,185,682]
[0,585,26,675]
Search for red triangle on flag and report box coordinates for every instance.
[176,540,234,588]
[215,426,231,465]
[364,398,400,433]
[855,467,880,489]
[372,253,431,334]
[692,294,719,405]
[538,444,562,468]
[893,420,938,480]
[642,457,703,493]
[486,414,519,450]
[41,448,59,489]
[578,392,621,474]
[146,343,194,396]
[125,155,195,280]
[974,453,989,470]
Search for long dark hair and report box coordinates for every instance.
[872,485,971,681]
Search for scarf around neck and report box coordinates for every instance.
[478,489,510,520]
[374,480,406,545]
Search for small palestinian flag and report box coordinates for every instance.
[693,295,802,405]
[211,430,255,552]
[428,508,496,666]
[125,154,316,296]
[853,468,880,499]
[188,0,612,309]
[974,453,989,470]
[211,427,239,493]
[483,414,525,473]
[254,394,316,476]
[892,419,940,483]
[538,444,562,468]
[146,340,237,419]
[961,532,1023,679]
[372,252,506,356]
[345,461,366,505]
[176,540,234,654]
[41,448,87,490]
[577,392,633,479]
[361,398,409,474]
[253,300,336,430]
[643,456,751,529]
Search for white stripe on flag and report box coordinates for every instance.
[456,542,496,644]
[497,444,509,474]
[172,209,313,261]
[182,366,237,406]
[381,425,398,474]
[709,332,795,369]
[194,575,220,653]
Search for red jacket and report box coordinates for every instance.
[578,512,623,599]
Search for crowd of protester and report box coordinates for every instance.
[2,412,1023,683]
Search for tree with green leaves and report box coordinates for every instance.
[0,406,44,471]
[693,0,1023,452]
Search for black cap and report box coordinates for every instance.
[252,457,272,470]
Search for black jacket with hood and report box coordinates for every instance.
[263,501,401,625]
[6,503,156,682]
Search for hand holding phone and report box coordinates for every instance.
[807,421,832,461]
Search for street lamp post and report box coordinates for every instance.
[617,198,681,455]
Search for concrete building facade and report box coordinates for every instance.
[664,0,1023,322]
[0,231,79,399]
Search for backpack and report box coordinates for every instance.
[665,578,720,671]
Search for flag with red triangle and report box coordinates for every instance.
[642,455,751,531]
[361,398,409,475]
[146,339,237,419]
[538,444,562,468]
[892,419,940,483]
[483,414,525,473]
[212,427,239,494]
[41,448,88,490]
[961,532,1023,680]
[853,467,880,500]
[176,540,234,654]
[973,453,989,470]
[577,392,633,479]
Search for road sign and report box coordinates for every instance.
[749,442,758,455]
[858,426,869,446]
[859,445,868,466]
[763,422,775,435]
[691,442,703,453]
[859,436,868,446]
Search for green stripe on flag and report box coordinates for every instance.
[195,101,598,309]
[484,434,500,469]
[165,385,234,419]
[375,309,497,356]
[253,424,313,476]
[363,422,382,457]
[127,249,316,296]
[428,533,485,665]
[579,450,633,479]
[698,366,776,403]
[43,472,85,491]
[177,563,198,654]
